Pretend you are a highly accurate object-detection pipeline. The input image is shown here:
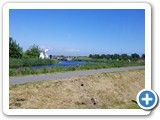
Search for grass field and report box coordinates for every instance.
[9,69,144,109]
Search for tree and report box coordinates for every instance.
[105,54,111,60]
[100,54,106,59]
[89,54,93,58]
[49,55,53,59]
[113,54,120,60]
[9,37,23,58]
[23,44,41,58]
[93,54,100,59]
[141,54,145,60]
[120,54,129,61]
[131,53,140,61]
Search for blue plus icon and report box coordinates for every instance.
[137,89,158,110]
[142,93,153,105]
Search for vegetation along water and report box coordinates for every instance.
[9,37,145,76]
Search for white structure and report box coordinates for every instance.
[128,59,131,62]
[39,49,49,59]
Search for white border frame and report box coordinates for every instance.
[3,3,151,115]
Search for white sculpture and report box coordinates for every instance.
[39,49,49,59]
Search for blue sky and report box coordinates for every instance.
[9,9,145,56]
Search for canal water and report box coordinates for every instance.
[32,60,88,69]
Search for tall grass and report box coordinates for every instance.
[10,58,59,68]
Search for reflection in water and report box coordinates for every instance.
[32,60,88,69]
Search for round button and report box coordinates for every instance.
[137,89,158,110]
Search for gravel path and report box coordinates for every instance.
[10,66,145,85]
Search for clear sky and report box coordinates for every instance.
[9,9,145,56]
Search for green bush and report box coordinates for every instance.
[9,69,17,76]
[68,66,76,71]
[42,68,49,73]
[10,58,59,68]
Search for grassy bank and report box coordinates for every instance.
[9,69,144,109]
[10,58,59,68]
[9,60,144,76]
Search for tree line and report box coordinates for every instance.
[9,37,145,61]
[9,37,41,58]
[89,53,145,61]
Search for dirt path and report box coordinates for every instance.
[10,66,144,85]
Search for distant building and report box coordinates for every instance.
[66,57,72,61]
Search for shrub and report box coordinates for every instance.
[9,69,17,76]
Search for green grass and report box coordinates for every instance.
[122,103,141,109]
[10,58,59,68]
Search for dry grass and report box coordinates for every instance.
[9,69,144,109]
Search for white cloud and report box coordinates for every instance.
[39,45,54,51]
[65,49,80,53]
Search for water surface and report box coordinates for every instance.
[32,60,88,69]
